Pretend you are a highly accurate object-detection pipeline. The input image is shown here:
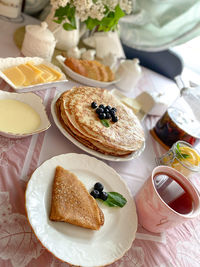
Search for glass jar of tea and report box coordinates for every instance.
[151,85,200,149]
[156,141,200,178]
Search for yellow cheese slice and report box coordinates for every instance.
[3,66,25,87]
[17,64,41,86]
[36,65,54,82]
[38,64,62,81]
[26,61,43,75]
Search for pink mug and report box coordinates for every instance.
[135,166,200,233]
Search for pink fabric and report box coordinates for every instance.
[0,68,200,267]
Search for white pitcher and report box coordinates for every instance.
[45,7,80,51]
[116,58,142,92]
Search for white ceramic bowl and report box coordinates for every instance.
[0,90,51,138]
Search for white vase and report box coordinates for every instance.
[45,7,80,51]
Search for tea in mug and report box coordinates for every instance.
[154,173,194,214]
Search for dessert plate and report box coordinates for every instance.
[0,90,50,138]
[0,57,67,92]
[56,55,121,88]
[51,93,145,162]
[25,153,137,267]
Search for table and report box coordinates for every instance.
[1,13,200,267]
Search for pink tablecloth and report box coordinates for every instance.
[1,14,200,267]
[1,66,200,267]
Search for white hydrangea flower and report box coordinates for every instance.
[102,0,119,11]
[119,0,132,14]
[51,0,133,24]
[50,0,70,9]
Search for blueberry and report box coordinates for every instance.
[90,189,100,199]
[104,108,110,113]
[105,105,112,110]
[99,191,108,201]
[91,102,97,109]
[96,107,104,114]
[112,115,118,122]
[99,104,105,109]
[99,113,106,120]
[94,182,104,192]
[105,112,111,119]
[111,107,117,112]
[110,109,116,116]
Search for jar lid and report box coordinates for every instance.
[26,22,56,43]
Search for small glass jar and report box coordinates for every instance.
[156,141,200,178]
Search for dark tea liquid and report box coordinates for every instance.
[154,173,194,214]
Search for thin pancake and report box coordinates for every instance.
[50,166,104,230]
[61,87,144,151]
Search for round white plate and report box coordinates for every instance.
[25,153,138,267]
[56,55,121,88]
[51,93,145,162]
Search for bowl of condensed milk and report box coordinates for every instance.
[0,91,51,138]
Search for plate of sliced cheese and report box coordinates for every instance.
[25,153,137,267]
[0,57,67,92]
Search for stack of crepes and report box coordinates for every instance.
[56,86,145,157]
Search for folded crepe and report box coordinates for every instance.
[49,166,104,230]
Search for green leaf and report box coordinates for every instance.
[181,153,190,159]
[104,192,127,207]
[115,4,125,19]
[175,143,190,159]
[84,4,125,32]
[85,17,99,30]
[100,119,110,127]
[53,3,77,30]
[63,22,76,31]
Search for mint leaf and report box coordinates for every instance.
[175,143,190,159]
[103,192,127,207]
[181,153,190,159]
[101,119,110,127]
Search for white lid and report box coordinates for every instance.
[26,22,56,43]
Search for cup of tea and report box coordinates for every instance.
[135,166,200,233]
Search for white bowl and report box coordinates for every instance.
[0,90,51,138]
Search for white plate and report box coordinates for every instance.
[56,55,120,88]
[0,57,68,92]
[0,91,51,138]
[25,153,137,267]
[51,92,145,162]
